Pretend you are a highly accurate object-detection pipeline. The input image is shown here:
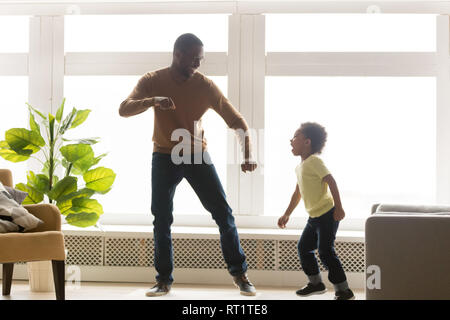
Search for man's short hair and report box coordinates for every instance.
[173,33,203,53]
[299,122,328,154]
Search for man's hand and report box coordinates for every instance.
[278,214,290,229]
[241,160,257,173]
[333,206,345,221]
[153,97,176,111]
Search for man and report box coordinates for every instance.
[119,33,258,297]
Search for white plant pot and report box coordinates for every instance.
[27,260,55,292]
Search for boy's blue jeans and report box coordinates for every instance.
[297,207,347,285]
[151,151,248,284]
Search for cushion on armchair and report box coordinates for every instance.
[0,182,43,233]
[4,186,28,204]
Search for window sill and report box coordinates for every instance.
[61,223,365,242]
[98,213,367,232]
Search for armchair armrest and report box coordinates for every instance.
[23,204,62,232]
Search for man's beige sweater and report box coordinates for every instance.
[120,67,252,157]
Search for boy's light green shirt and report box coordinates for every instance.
[295,154,334,218]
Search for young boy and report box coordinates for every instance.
[278,122,354,300]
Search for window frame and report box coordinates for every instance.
[1,1,449,232]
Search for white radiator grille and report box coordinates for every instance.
[278,240,365,273]
[105,238,153,267]
[65,235,103,266]
[174,238,224,269]
[243,239,276,270]
[65,235,364,273]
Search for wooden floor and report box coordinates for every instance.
[0,280,365,300]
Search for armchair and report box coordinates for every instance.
[0,169,66,300]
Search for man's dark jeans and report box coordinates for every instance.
[297,207,347,284]
[151,151,248,284]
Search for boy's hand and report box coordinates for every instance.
[154,97,176,110]
[278,214,290,229]
[333,207,345,221]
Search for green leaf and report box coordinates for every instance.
[60,144,95,173]
[27,171,50,194]
[56,199,73,216]
[10,148,33,156]
[29,112,41,135]
[0,142,30,162]
[59,108,77,135]
[65,212,100,228]
[15,183,44,204]
[60,144,94,164]
[47,176,77,201]
[56,98,66,123]
[5,128,45,155]
[57,188,95,203]
[94,187,112,195]
[64,151,106,175]
[70,166,85,176]
[83,167,116,192]
[26,103,46,120]
[62,137,100,145]
[70,109,91,129]
[71,197,103,215]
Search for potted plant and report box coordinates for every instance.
[0,99,116,291]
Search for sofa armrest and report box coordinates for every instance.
[371,203,380,214]
[23,204,62,232]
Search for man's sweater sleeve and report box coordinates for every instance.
[119,73,152,115]
[209,81,254,160]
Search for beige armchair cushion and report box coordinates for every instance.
[0,231,66,263]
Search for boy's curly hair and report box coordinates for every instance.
[299,122,327,154]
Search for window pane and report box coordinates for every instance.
[264,77,436,219]
[266,14,436,52]
[0,16,29,52]
[0,76,29,184]
[65,14,228,52]
[64,75,227,215]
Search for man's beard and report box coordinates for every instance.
[181,67,194,78]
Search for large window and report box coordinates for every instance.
[265,77,436,219]
[0,16,29,184]
[65,14,228,52]
[0,77,29,184]
[64,76,227,215]
[0,16,29,52]
[64,13,229,216]
[1,4,448,231]
[266,14,436,52]
[263,13,439,224]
